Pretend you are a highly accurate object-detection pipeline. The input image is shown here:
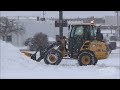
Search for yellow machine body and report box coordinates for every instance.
[80,40,109,60]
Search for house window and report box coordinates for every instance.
[6,35,12,42]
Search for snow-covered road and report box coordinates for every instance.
[0,40,120,79]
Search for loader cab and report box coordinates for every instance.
[69,24,97,39]
[68,23,97,58]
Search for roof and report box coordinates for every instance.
[69,23,96,26]
[68,21,96,26]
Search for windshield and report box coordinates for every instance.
[74,26,84,36]
[70,25,96,38]
[70,25,84,37]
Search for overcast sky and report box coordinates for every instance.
[0,11,117,18]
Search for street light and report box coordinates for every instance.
[41,11,46,21]
[110,25,113,34]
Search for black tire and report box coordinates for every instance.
[44,49,62,65]
[78,50,96,66]
[93,57,98,65]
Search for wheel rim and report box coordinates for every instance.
[81,55,91,65]
[47,54,58,63]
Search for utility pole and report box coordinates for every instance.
[59,11,63,37]
[41,11,45,21]
[111,25,113,34]
[116,11,119,27]
[43,11,45,18]
[114,11,119,36]
[55,11,67,41]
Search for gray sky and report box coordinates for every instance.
[0,11,116,18]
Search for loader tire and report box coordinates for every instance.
[78,50,96,66]
[44,49,62,65]
[93,57,98,65]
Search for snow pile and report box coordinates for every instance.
[0,40,120,79]
[0,40,40,78]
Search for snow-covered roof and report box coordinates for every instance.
[68,22,96,26]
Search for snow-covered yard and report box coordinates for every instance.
[0,40,120,79]
[116,41,120,48]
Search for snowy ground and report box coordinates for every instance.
[0,40,120,79]
[116,41,120,48]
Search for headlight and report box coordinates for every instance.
[92,44,96,47]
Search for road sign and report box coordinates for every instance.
[55,20,67,27]
[40,18,45,21]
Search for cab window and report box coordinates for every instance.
[90,26,97,37]
[74,26,84,36]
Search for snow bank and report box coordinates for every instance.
[0,40,40,78]
[0,40,120,79]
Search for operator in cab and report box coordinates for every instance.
[96,27,103,41]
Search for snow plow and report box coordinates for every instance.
[21,51,32,58]
[22,21,110,66]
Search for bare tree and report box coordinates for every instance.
[33,32,49,49]
[0,17,25,41]
[24,32,49,51]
